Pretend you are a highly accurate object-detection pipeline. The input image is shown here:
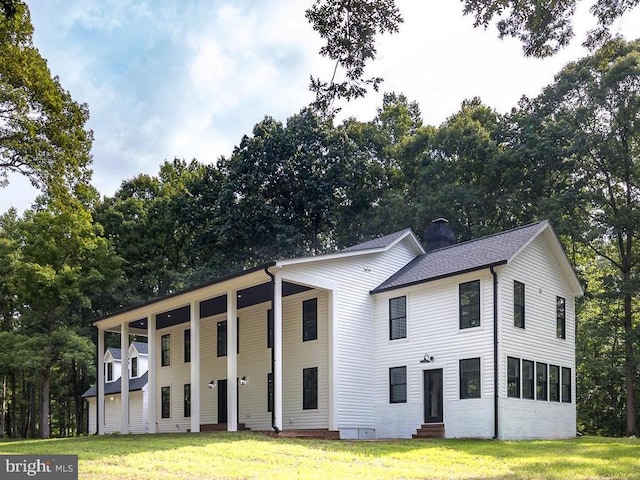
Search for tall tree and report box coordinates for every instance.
[0,0,92,194]
[6,196,122,438]
[306,1,639,107]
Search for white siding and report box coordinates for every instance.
[497,233,577,439]
[155,324,192,433]
[282,236,419,432]
[373,271,496,438]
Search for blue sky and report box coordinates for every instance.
[1,1,639,212]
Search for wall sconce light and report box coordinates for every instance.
[239,376,248,385]
[420,353,434,363]
[110,396,115,401]
[207,380,215,389]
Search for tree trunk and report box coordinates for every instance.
[40,369,50,439]
[0,375,5,438]
[624,290,637,436]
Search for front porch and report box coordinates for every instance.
[93,264,339,437]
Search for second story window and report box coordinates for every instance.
[217,321,227,357]
[184,329,191,363]
[556,296,566,339]
[106,362,114,382]
[161,334,170,367]
[303,298,318,342]
[514,281,525,328]
[131,357,138,378]
[459,280,480,329]
[389,296,407,340]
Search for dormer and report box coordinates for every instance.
[103,348,122,383]
[128,341,149,379]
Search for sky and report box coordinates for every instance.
[1,0,639,213]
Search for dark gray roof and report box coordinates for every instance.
[82,372,148,398]
[341,228,414,253]
[107,347,121,360]
[372,221,549,293]
[132,341,148,355]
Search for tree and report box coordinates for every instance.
[306,1,639,107]
[305,0,402,115]
[5,196,122,438]
[517,38,640,435]
[0,1,92,194]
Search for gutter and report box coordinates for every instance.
[264,266,280,433]
[490,266,499,439]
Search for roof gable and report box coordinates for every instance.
[278,228,424,267]
[372,220,582,295]
[130,341,148,356]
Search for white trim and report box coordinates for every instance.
[147,314,157,434]
[120,322,129,434]
[97,328,105,435]
[328,289,337,430]
[190,301,200,433]
[227,291,238,432]
[273,273,283,432]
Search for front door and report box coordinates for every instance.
[218,379,227,424]
[423,369,443,423]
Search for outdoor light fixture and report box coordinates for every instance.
[240,376,248,385]
[207,380,215,389]
[420,353,434,363]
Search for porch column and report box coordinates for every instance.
[97,327,105,435]
[147,314,157,434]
[273,273,283,432]
[120,322,129,434]
[328,289,338,431]
[190,301,200,433]
[227,290,238,431]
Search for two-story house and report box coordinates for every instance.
[89,219,582,439]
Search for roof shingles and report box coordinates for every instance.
[372,221,548,293]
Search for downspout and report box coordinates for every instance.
[490,266,499,439]
[264,266,280,433]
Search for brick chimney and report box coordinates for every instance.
[424,218,456,251]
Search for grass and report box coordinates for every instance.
[0,433,638,480]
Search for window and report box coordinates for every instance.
[303,298,318,342]
[217,321,227,357]
[184,384,191,418]
[557,296,566,339]
[131,357,138,378]
[184,329,191,363]
[161,386,171,418]
[549,365,560,402]
[514,281,525,328]
[161,334,170,367]
[389,296,407,340]
[562,367,571,403]
[536,362,548,401]
[460,280,481,329]
[459,358,481,399]
[389,366,407,403]
[267,373,274,413]
[236,317,240,354]
[267,309,273,348]
[106,362,113,382]
[522,360,534,399]
[303,367,318,410]
[507,357,520,398]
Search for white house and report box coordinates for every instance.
[90,219,582,439]
[83,341,149,434]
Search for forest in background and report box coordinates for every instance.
[0,0,639,439]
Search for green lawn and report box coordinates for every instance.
[0,433,637,480]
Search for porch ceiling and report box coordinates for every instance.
[109,281,312,333]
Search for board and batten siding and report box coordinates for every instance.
[373,270,496,438]
[281,236,420,438]
[497,232,577,439]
